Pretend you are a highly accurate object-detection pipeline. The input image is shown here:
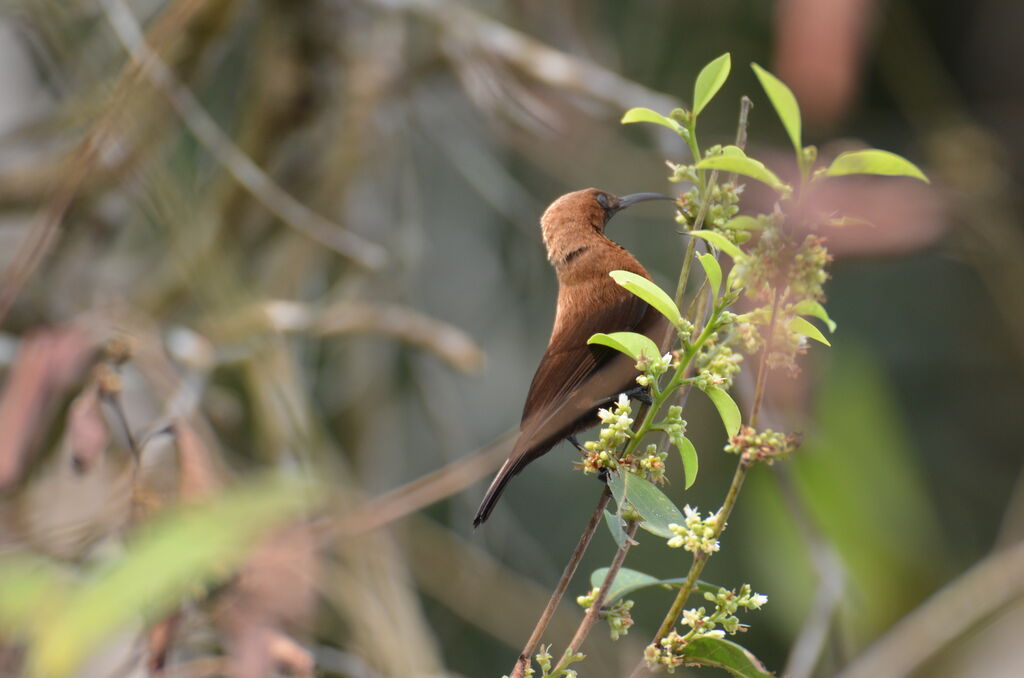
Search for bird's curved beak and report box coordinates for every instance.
[615,192,675,213]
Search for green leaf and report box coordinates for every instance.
[588,331,661,362]
[792,299,837,333]
[722,215,764,231]
[0,556,69,632]
[676,434,699,489]
[693,53,731,117]
[702,386,742,438]
[695,146,788,192]
[697,253,722,299]
[689,230,744,262]
[824,149,929,183]
[609,270,683,329]
[790,316,832,347]
[608,472,685,539]
[751,62,802,154]
[604,509,628,549]
[31,476,321,678]
[621,107,683,133]
[590,566,721,604]
[683,637,773,677]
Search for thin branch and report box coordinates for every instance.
[835,539,1024,678]
[99,0,388,270]
[510,487,612,678]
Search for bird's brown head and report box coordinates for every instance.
[540,188,673,265]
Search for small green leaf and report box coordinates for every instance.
[690,230,744,261]
[824,149,929,183]
[588,331,661,362]
[591,567,721,604]
[693,53,731,117]
[751,63,802,153]
[695,146,788,192]
[722,215,764,231]
[702,386,742,438]
[604,509,628,549]
[610,472,686,538]
[790,316,832,347]
[697,253,722,299]
[621,107,683,133]
[0,556,69,631]
[676,435,699,489]
[683,637,773,677]
[792,300,837,333]
[609,270,683,329]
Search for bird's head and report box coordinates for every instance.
[540,188,674,264]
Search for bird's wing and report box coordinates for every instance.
[519,286,663,432]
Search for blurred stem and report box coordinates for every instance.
[511,487,612,678]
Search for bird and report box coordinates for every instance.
[473,188,676,526]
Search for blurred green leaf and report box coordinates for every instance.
[677,434,700,489]
[693,53,731,117]
[31,476,322,678]
[751,63,802,154]
[823,149,929,183]
[590,567,721,604]
[0,557,69,633]
[610,270,683,329]
[723,215,764,231]
[621,107,683,133]
[684,637,773,677]
[695,146,788,192]
[690,230,744,261]
[588,331,660,362]
[608,471,685,538]
[701,386,742,437]
[792,299,837,333]
[697,253,722,299]
[790,316,832,347]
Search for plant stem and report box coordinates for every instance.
[552,520,641,671]
[509,486,612,678]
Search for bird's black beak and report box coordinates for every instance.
[614,192,675,214]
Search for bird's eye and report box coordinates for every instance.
[595,193,610,209]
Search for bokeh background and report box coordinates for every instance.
[1,0,1022,677]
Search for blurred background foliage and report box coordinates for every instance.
[0,0,1022,677]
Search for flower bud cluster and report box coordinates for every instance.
[666,505,722,554]
[643,584,767,672]
[577,393,633,475]
[669,179,742,231]
[520,645,584,678]
[694,338,743,391]
[617,444,668,484]
[725,427,796,465]
[635,351,672,388]
[577,588,635,641]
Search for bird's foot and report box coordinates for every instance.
[624,384,653,405]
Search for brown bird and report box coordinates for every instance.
[474,188,675,526]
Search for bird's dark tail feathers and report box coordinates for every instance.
[473,456,522,527]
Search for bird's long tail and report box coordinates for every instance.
[473,456,523,527]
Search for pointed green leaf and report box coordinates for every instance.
[702,386,742,437]
[695,146,788,192]
[591,567,722,604]
[676,434,699,489]
[684,637,773,677]
[609,472,685,538]
[690,230,744,261]
[588,331,661,363]
[790,316,832,346]
[792,300,837,333]
[751,63,802,153]
[824,149,929,183]
[0,556,69,630]
[609,270,683,329]
[693,53,732,117]
[31,476,321,678]
[697,253,722,299]
[604,509,629,549]
[621,107,683,133]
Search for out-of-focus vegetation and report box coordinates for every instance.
[0,1,1022,677]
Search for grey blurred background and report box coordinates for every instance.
[0,0,1022,676]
